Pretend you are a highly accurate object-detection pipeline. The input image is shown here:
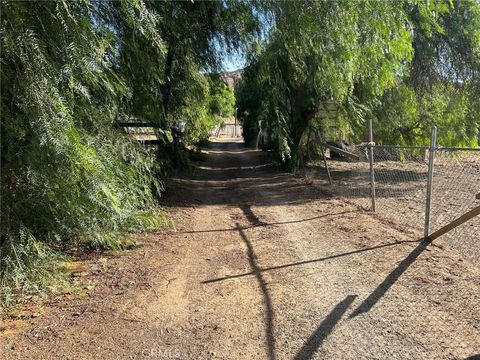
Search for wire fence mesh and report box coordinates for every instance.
[303,126,479,358]
[308,142,479,265]
[430,148,480,262]
[371,145,429,233]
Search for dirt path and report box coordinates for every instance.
[1,139,479,359]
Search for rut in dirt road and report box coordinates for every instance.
[2,139,479,360]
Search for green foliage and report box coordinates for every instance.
[238,0,414,168]
[0,0,257,305]
[371,85,420,145]
[5,0,476,307]
[143,0,257,131]
[238,0,480,167]
[184,73,236,143]
[371,0,480,146]
[0,0,168,303]
[236,61,267,146]
[1,229,70,308]
[208,74,235,121]
[373,83,478,147]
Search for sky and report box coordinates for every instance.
[221,51,246,72]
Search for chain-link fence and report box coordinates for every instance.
[430,148,480,261]
[308,128,480,265]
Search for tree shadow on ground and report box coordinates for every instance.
[202,238,421,284]
[162,141,332,208]
[191,141,440,357]
[464,354,480,360]
[163,141,432,209]
[235,214,276,360]
[350,237,431,318]
[205,201,436,359]
[237,205,361,360]
[235,203,280,360]
[293,295,357,360]
[225,204,428,360]
[180,210,357,235]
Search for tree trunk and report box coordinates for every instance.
[291,107,317,170]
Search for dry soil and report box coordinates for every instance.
[1,139,479,360]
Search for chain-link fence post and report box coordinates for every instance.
[424,126,437,238]
[368,118,376,212]
[320,146,333,185]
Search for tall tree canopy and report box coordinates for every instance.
[372,0,480,146]
[2,0,479,305]
[237,0,480,168]
[0,0,258,304]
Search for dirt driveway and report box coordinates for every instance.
[1,139,479,359]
